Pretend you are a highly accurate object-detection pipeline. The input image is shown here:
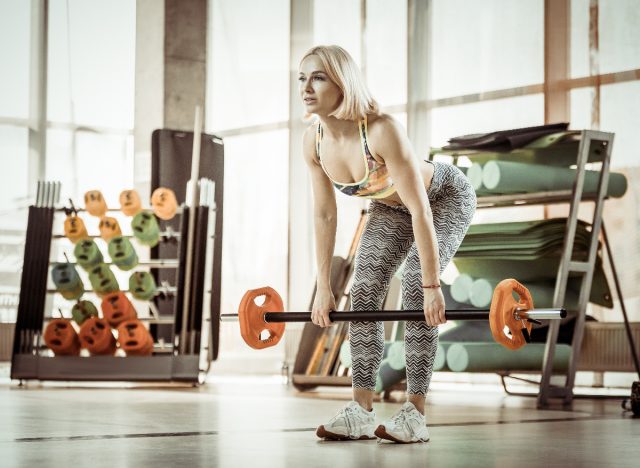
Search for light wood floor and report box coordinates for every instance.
[0,372,638,468]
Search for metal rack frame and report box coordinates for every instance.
[539,130,613,407]
[473,130,614,407]
[10,187,218,383]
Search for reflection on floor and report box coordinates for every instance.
[0,372,638,468]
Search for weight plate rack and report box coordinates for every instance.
[11,129,224,383]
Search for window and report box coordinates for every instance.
[207,0,289,132]
[365,0,407,108]
[431,0,543,99]
[207,0,290,372]
[571,0,640,78]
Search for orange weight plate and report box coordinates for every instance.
[101,291,137,328]
[78,317,117,355]
[489,278,534,350]
[150,187,178,221]
[117,319,154,356]
[64,214,88,244]
[98,216,122,241]
[84,190,108,217]
[238,287,285,350]
[119,189,142,217]
[43,319,81,356]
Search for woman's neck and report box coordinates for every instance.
[317,115,359,140]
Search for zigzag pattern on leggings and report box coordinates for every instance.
[349,162,476,394]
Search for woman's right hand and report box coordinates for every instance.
[311,288,336,328]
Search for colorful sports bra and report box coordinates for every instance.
[316,116,397,199]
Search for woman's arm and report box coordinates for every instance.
[368,116,445,326]
[302,125,338,327]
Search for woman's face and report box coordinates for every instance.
[298,55,342,116]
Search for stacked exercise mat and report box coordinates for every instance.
[44,188,176,357]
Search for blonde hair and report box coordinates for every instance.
[300,45,379,120]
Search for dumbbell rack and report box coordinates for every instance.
[11,130,224,384]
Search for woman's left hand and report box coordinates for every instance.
[423,288,446,326]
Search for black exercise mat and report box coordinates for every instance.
[444,122,569,152]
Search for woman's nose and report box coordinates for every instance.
[303,78,313,92]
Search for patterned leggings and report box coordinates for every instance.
[349,161,476,395]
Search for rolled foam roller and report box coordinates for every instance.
[482,160,628,197]
[446,342,571,372]
[451,274,474,304]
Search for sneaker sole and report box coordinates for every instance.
[374,425,429,444]
[316,425,376,441]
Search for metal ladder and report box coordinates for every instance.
[538,130,614,407]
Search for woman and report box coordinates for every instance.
[299,45,476,444]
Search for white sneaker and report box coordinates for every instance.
[375,402,430,443]
[316,401,377,440]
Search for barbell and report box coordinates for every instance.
[222,278,567,351]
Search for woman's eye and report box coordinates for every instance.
[313,76,324,81]
[298,76,305,82]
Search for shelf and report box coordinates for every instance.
[11,354,201,382]
[48,260,180,268]
[54,207,185,215]
[52,232,181,239]
[292,374,352,387]
[476,190,604,208]
[43,316,176,325]
[46,286,177,295]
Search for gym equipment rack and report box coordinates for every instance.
[11,129,224,384]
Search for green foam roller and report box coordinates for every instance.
[451,274,474,304]
[482,160,628,197]
[88,264,119,296]
[131,210,160,247]
[469,278,581,310]
[51,263,84,300]
[466,163,484,192]
[71,300,99,325]
[434,343,447,371]
[108,236,139,271]
[339,341,351,368]
[129,271,157,301]
[386,342,406,371]
[446,342,571,372]
[74,239,103,270]
[375,358,406,393]
[439,322,493,342]
[469,278,494,308]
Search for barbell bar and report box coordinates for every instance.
[222,278,567,351]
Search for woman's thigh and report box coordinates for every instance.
[351,201,415,309]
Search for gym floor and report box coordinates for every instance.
[0,369,638,467]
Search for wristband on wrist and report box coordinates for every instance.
[422,284,441,289]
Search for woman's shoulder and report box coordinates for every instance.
[366,113,406,139]
[302,122,320,162]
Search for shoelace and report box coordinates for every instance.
[339,406,355,435]
[391,408,416,438]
